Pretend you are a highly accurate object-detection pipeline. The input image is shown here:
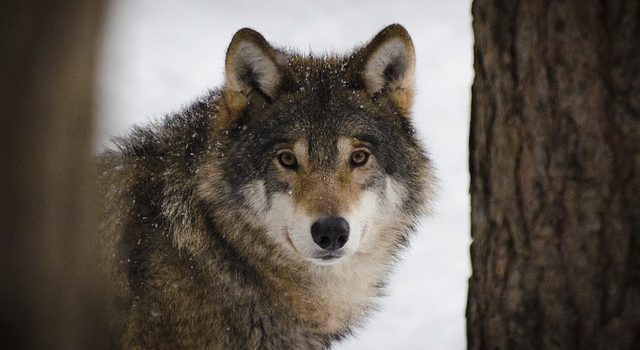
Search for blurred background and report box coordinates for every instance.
[97,0,472,348]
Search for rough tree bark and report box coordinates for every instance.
[468,1,640,349]
[0,1,108,349]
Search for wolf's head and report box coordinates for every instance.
[198,24,434,267]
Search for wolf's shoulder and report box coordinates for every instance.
[96,89,223,235]
[102,89,221,165]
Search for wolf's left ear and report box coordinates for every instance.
[349,24,416,116]
[223,28,290,117]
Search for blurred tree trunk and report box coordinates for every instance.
[0,1,108,349]
[468,1,640,349]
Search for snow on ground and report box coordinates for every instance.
[97,1,472,348]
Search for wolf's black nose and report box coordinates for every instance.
[311,217,350,251]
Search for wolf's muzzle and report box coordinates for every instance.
[310,217,350,251]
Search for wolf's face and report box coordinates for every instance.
[204,25,432,266]
[230,91,421,266]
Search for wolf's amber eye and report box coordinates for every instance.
[277,150,298,170]
[350,150,370,167]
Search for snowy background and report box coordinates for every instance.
[97,0,472,348]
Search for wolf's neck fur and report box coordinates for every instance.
[267,249,391,335]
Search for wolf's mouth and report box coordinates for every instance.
[315,254,342,261]
[321,255,338,260]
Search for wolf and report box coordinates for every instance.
[99,24,434,349]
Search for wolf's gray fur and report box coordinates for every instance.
[99,24,434,349]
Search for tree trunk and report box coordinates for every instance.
[467,1,640,349]
[0,1,108,349]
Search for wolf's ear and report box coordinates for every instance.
[349,24,416,116]
[223,28,288,115]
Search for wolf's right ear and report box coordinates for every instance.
[223,28,289,118]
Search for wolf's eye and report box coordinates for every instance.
[350,149,370,167]
[277,150,298,170]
